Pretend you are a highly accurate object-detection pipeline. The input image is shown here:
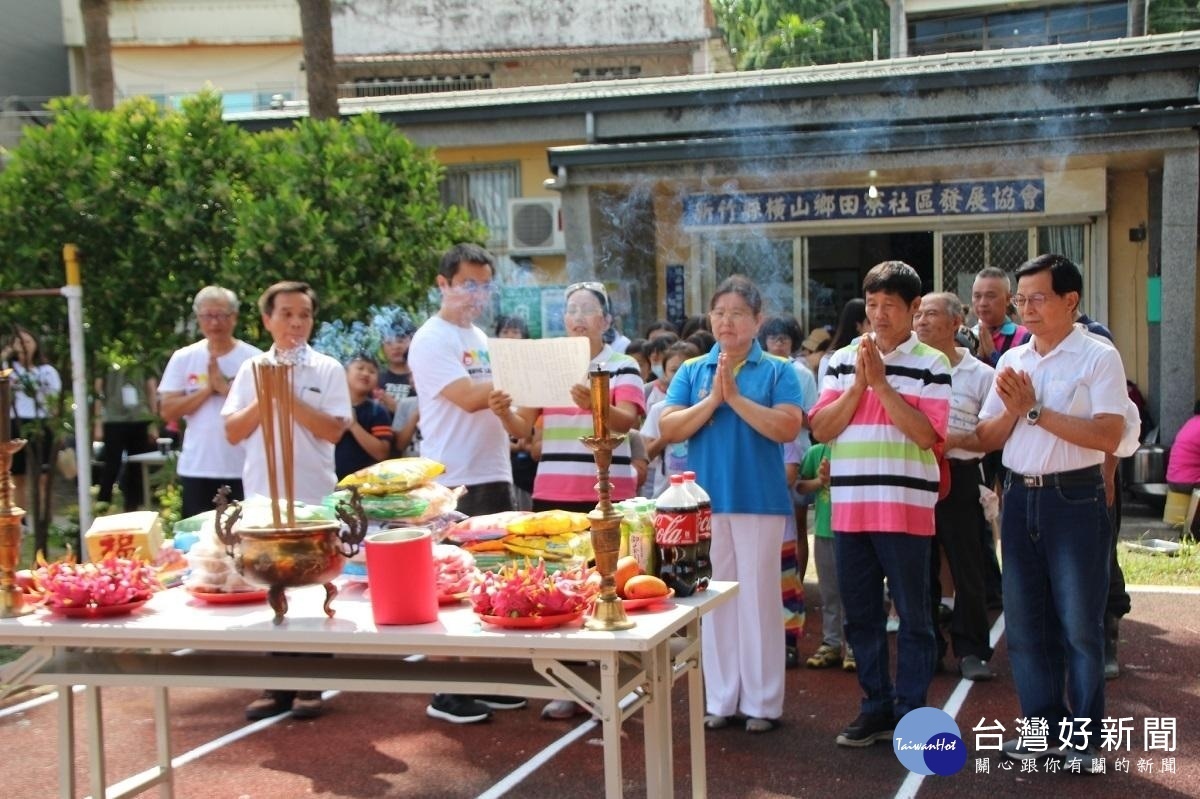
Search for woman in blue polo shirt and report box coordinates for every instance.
[659,275,807,734]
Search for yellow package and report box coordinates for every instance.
[336,457,445,492]
[505,509,590,536]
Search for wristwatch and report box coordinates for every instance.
[1025,402,1044,426]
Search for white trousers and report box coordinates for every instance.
[701,512,787,719]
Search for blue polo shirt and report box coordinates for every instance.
[663,341,805,515]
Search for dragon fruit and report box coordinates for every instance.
[470,560,598,618]
[36,554,159,610]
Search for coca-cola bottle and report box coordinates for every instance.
[654,474,700,597]
[682,471,711,591]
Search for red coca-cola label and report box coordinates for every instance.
[655,508,699,546]
[696,505,712,542]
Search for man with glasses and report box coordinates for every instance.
[158,285,262,518]
[409,242,526,724]
[968,254,1127,770]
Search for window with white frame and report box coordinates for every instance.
[439,162,520,248]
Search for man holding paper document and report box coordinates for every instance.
[409,243,528,725]
[489,281,646,513]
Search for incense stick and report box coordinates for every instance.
[279,366,295,526]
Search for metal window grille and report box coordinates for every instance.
[439,163,519,247]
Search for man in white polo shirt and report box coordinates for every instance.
[222,280,351,722]
[223,281,351,505]
[969,254,1126,770]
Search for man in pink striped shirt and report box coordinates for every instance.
[810,261,951,748]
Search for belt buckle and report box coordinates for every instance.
[1023,474,1043,488]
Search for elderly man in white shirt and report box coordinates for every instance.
[914,292,996,682]
[967,255,1126,771]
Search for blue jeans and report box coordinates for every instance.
[835,532,935,718]
[1002,475,1110,744]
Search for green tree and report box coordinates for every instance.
[1149,1,1200,34]
[714,0,890,69]
[0,94,484,543]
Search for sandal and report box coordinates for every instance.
[806,643,842,669]
[745,717,779,734]
[704,714,730,730]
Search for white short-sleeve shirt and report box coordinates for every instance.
[945,347,995,461]
[220,345,351,504]
[160,339,262,479]
[979,326,1127,475]
[408,315,510,486]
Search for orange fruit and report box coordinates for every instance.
[614,556,641,598]
[624,574,670,599]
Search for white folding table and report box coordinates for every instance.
[0,580,736,799]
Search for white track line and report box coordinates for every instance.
[0,685,83,719]
[893,612,1007,799]
[477,691,642,799]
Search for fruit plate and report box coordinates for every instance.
[438,591,470,605]
[45,599,149,618]
[186,587,270,605]
[478,611,584,630]
[620,590,675,611]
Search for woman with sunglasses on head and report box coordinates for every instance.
[658,275,807,734]
[489,281,646,513]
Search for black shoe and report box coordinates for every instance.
[835,712,895,747]
[245,690,295,721]
[290,690,324,719]
[785,645,800,669]
[959,655,995,682]
[426,693,492,724]
[473,695,528,710]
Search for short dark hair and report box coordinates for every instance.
[710,274,763,316]
[494,314,530,338]
[624,337,648,357]
[347,353,379,370]
[679,314,711,338]
[758,315,804,354]
[863,261,922,305]
[645,332,679,359]
[830,298,867,350]
[664,341,700,365]
[1014,253,1084,298]
[439,242,495,281]
[686,330,716,353]
[644,320,679,338]
[259,281,318,317]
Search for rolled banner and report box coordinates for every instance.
[364,528,438,625]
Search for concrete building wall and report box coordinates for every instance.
[334,0,712,55]
[60,0,301,47]
[113,45,303,101]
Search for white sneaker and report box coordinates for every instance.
[541,699,582,720]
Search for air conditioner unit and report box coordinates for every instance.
[507,197,564,254]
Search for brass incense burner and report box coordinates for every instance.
[583,366,634,632]
[214,487,367,624]
[0,371,32,618]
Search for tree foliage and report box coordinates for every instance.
[714,0,890,69]
[1149,0,1200,34]
[0,91,483,375]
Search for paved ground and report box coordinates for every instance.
[1,501,1196,798]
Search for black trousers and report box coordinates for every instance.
[180,476,244,520]
[930,459,994,661]
[97,421,153,511]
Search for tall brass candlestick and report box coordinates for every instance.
[582,367,634,631]
[589,365,610,439]
[0,371,32,617]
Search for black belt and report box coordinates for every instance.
[1010,465,1102,489]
